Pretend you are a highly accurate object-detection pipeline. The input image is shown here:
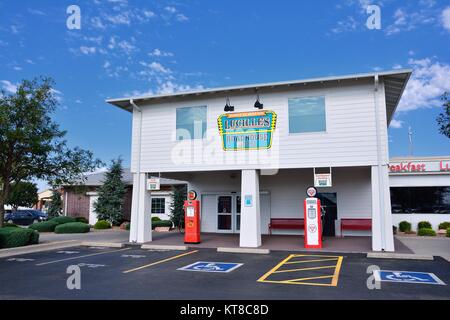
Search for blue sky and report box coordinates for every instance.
[1,0,450,191]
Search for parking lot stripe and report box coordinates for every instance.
[35,247,131,266]
[123,250,199,274]
[331,256,343,286]
[257,254,293,282]
[284,258,338,265]
[273,265,337,273]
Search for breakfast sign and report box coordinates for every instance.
[218,110,277,151]
[389,159,450,174]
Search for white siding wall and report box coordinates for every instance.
[131,79,385,173]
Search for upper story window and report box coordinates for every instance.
[176,106,207,140]
[288,96,326,133]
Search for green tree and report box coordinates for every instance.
[437,92,449,138]
[0,77,102,227]
[47,189,63,218]
[6,181,38,210]
[94,158,126,225]
[170,185,187,231]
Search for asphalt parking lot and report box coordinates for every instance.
[0,245,449,300]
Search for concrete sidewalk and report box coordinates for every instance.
[396,236,450,262]
[38,228,130,244]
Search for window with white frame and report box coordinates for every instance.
[288,96,326,133]
[151,198,166,214]
[176,106,207,140]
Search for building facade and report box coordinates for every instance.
[107,69,412,251]
[389,157,450,231]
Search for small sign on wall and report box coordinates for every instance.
[146,178,160,191]
[314,168,332,188]
[244,195,253,207]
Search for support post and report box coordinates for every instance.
[239,169,261,248]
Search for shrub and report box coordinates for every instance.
[0,227,39,248]
[438,222,450,230]
[447,228,450,238]
[418,221,432,230]
[125,222,130,231]
[29,220,59,232]
[50,216,77,225]
[152,220,173,229]
[152,216,162,222]
[55,222,90,234]
[398,221,411,232]
[94,220,111,230]
[2,223,18,228]
[75,217,89,224]
[417,228,436,237]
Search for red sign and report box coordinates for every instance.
[389,160,450,173]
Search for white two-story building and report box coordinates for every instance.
[107,69,412,252]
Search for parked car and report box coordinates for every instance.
[4,210,48,225]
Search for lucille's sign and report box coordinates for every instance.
[389,160,450,174]
[218,110,277,151]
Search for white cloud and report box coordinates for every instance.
[176,14,189,22]
[165,6,177,14]
[80,46,97,55]
[156,81,204,95]
[442,6,450,32]
[28,8,46,16]
[386,6,436,35]
[143,10,156,18]
[331,16,357,34]
[13,66,22,71]
[1,80,18,93]
[398,57,450,112]
[91,17,106,29]
[149,48,174,57]
[389,119,404,129]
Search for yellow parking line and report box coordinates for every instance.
[36,247,131,266]
[285,275,334,283]
[331,256,344,286]
[284,258,338,265]
[257,254,294,283]
[123,250,199,274]
[273,265,336,273]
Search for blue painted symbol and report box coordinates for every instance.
[178,261,243,273]
[374,270,446,285]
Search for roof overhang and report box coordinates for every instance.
[106,69,412,125]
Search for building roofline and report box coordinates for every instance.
[106,69,413,117]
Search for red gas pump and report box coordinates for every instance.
[304,186,323,249]
[184,190,201,244]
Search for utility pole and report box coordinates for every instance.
[408,126,413,157]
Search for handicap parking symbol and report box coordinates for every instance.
[178,261,243,273]
[374,270,446,285]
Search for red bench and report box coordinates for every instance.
[268,218,304,235]
[340,218,372,237]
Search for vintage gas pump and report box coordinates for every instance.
[304,186,322,249]
[184,190,201,244]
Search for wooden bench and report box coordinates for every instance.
[340,218,372,237]
[268,218,304,235]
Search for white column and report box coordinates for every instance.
[371,165,395,252]
[239,169,261,248]
[129,173,152,243]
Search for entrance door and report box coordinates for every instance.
[217,195,240,233]
[317,193,338,237]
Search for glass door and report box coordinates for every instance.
[217,195,240,233]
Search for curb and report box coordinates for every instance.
[367,252,434,260]
[0,240,81,258]
[217,247,270,254]
[81,241,125,248]
[141,244,188,251]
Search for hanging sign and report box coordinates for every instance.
[314,173,332,187]
[218,110,277,151]
[146,178,160,191]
